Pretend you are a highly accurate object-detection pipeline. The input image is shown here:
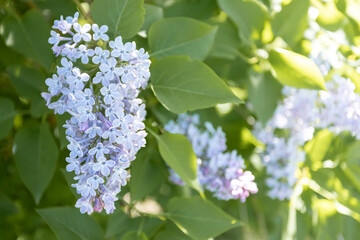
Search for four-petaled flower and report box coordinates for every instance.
[73,23,92,42]
[92,24,109,41]
[93,156,116,176]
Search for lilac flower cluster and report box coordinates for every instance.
[165,114,258,202]
[254,10,360,200]
[42,13,150,214]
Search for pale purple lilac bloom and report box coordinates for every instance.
[165,114,258,202]
[43,12,151,214]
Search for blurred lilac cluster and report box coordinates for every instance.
[42,12,150,214]
[254,9,360,200]
[165,114,258,202]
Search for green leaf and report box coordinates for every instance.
[209,20,242,60]
[149,17,217,60]
[0,97,15,140]
[272,0,309,46]
[166,197,242,240]
[37,207,103,240]
[156,133,202,193]
[150,56,241,113]
[164,0,218,20]
[304,129,334,171]
[30,96,51,118]
[13,122,59,203]
[122,232,148,240]
[247,70,282,125]
[0,10,53,70]
[142,4,163,32]
[268,48,326,90]
[7,65,45,99]
[153,222,192,240]
[316,0,345,32]
[106,211,163,238]
[130,145,163,201]
[217,0,268,45]
[0,194,18,217]
[91,0,145,39]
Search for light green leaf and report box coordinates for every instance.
[247,69,282,125]
[7,65,45,99]
[157,133,202,193]
[304,129,334,171]
[0,10,53,70]
[272,0,310,45]
[0,97,15,140]
[13,122,59,203]
[166,197,242,240]
[217,0,268,45]
[142,4,163,32]
[149,17,217,60]
[91,0,145,39]
[150,55,241,113]
[37,207,103,240]
[122,232,148,240]
[268,48,326,90]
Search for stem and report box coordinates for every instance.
[72,0,93,23]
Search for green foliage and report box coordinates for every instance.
[37,207,104,240]
[268,48,326,90]
[13,122,59,203]
[91,0,145,39]
[247,69,282,125]
[2,0,360,239]
[217,0,268,45]
[166,197,242,239]
[271,0,310,46]
[156,132,202,194]
[151,55,241,113]
[0,97,15,140]
[149,17,217,60]
[0,10,53,71]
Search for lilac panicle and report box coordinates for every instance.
[43,12,150,214]
[165,114,258,202]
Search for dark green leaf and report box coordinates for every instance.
[7,65,45,99]
[121,232,148,240]
[30,96,51,118]
[13,122,59,203]
[157,133,202,193]
[149,17,217,60]
[166,197,242,240]
[0,97,15,140]
[91,0,145,39]
[130,145,163,201]
[0,10,53,70]
[150,56,241,113]
[37,207,103,240]
[268,48,326,90]
[0,194,18,217]
[247,70,282,125]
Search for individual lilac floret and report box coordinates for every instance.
[164,114,258,201]
[43,12,151,214]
